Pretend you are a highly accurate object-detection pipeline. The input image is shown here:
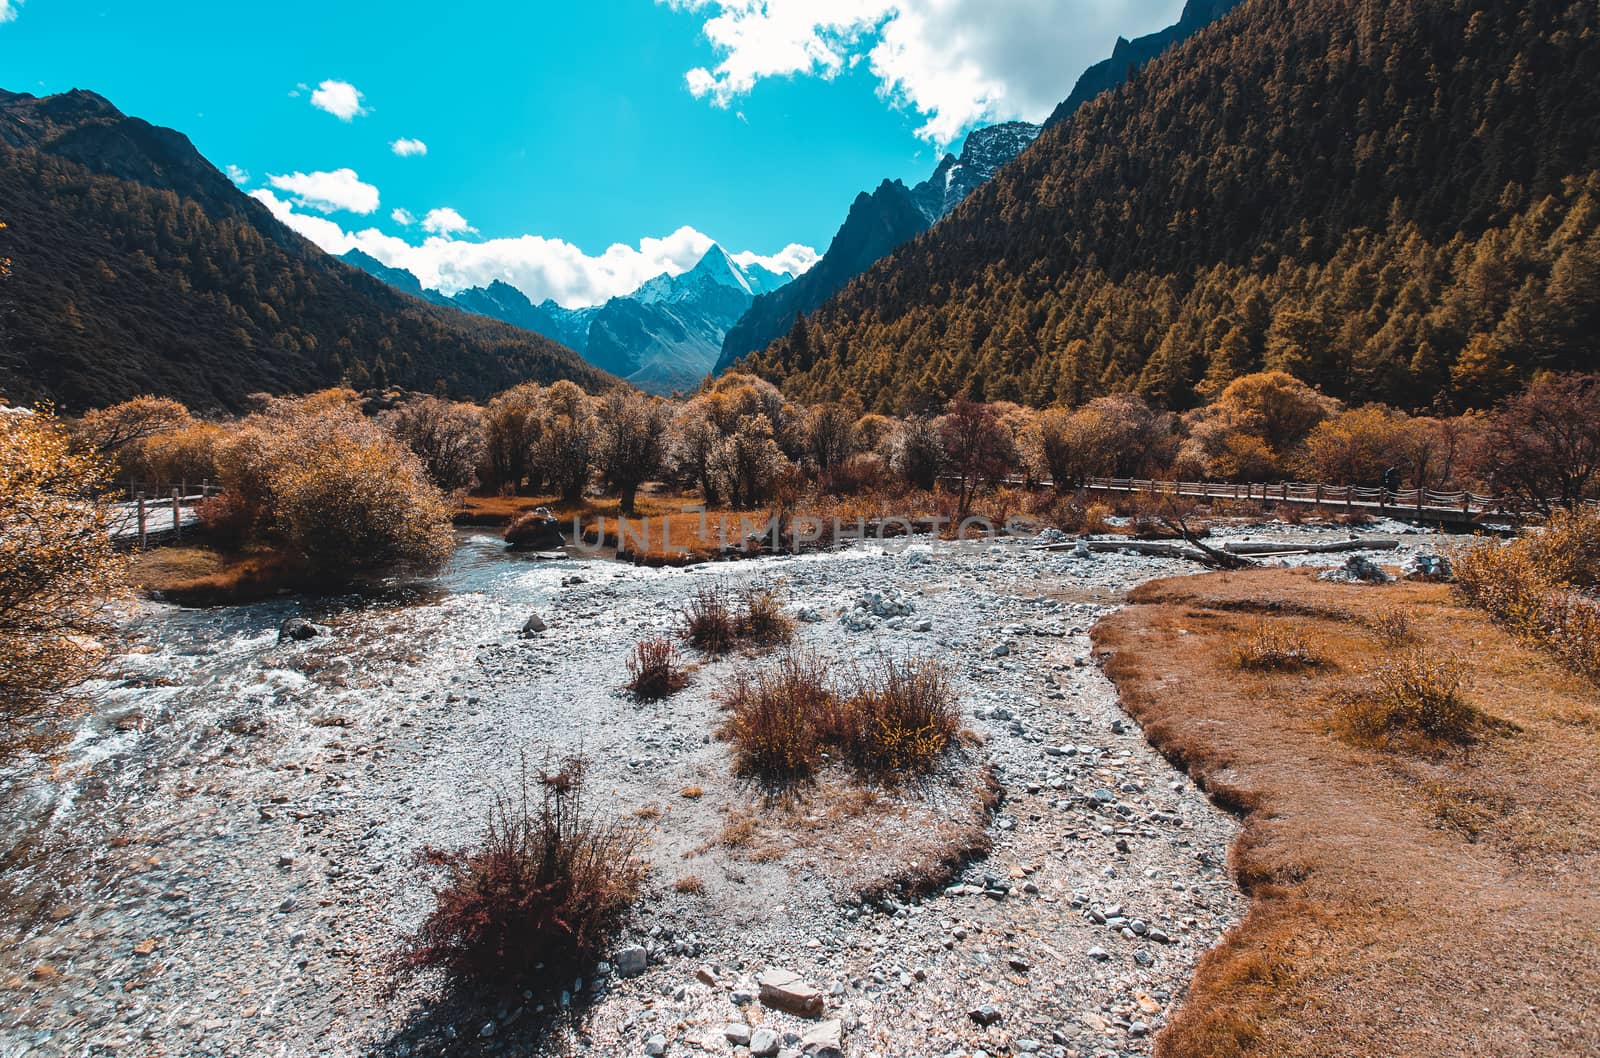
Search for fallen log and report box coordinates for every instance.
[1224,537,1399,555]
[1034,539,1225,566]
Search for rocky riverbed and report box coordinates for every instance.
[0,521,1438,1058]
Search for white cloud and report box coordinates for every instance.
[421,207,476,236]
[732,243,820,277]
[309,79,368,121]
[391,207,416,226]
[0,1,23,25]
[391,137,428,157]
[251,190,817,309]
[663,0,1186,145]
[668,0,894,106]
[225,164,250,186]
[266,168,380,214]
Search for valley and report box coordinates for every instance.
[4,0,1600,1055]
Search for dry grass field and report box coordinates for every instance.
[1093,567,1600,1058]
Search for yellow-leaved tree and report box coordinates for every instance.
[0,404,128,760]
[214,391,454,579]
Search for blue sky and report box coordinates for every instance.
[0,0,1185,306]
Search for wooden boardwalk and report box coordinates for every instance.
[1074,477,1536,526]
[108,490,209,549]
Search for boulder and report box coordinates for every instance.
[278,618,320,642]
[505,508,566,551]
[757,969,825,1017]
[519,614,548,637]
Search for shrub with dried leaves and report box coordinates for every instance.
[624,637,690,700]
[401,756,647,990]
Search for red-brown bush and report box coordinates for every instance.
[625,637,690,700]
[401,757,646,990]
[682,584,736,653]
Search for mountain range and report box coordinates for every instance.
[714,0,1245,374]
[342,244,794,395]
[0,89,610,411]
[741,0,1600,413]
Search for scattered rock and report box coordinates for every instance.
[615,945,648,978]
[519,613,549,637]
[1403,552,1453,582]
[757,969,825,1017]
[644,1033,667,1056]
[800,1018,843,1055]
[1318,554,1393,584]
[749,1027,781,1057]
[968,1005,1003,1026]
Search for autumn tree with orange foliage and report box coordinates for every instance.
[74,396,192,460]
[0,403,127,759]
[1176,372,1339,481]
[215,390,453,579]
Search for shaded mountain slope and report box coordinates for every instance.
[0,89,609,411]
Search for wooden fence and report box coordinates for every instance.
[1072,477,1564,524]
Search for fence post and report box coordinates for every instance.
[137,492,147,550]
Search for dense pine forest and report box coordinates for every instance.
[0,91,609,413]
[737,0,1600,414]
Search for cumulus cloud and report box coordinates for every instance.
[669,0,893,106]
[266,168,380,214]
[251,190,817,309]
[225,164,250,186]
[390,137,428,157]
[732,243,820,277]
[664,0,1185,144]
[392,207,416,226]
[421,207,477,236]
[0,1,23,25]
[309,79,368,121]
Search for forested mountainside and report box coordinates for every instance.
[715,0,1244,374]
[0,90,609,412]
[738,0,1600,415]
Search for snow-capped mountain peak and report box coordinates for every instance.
[635,244,791,305]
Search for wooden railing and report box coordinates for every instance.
[1071,477,1581,522]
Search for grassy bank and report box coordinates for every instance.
[129,546,304,606]
[1093,567,1600,1058]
